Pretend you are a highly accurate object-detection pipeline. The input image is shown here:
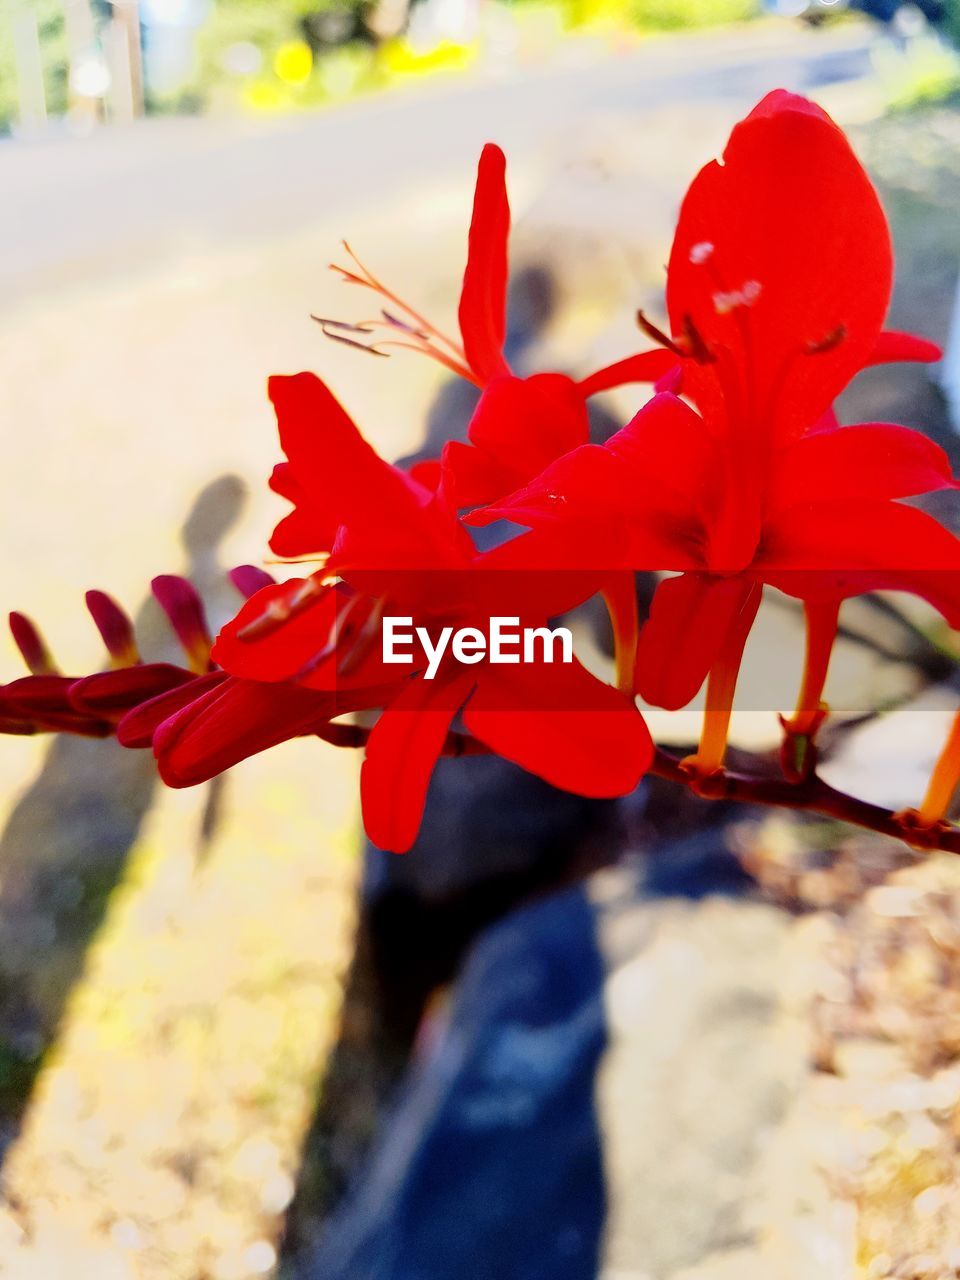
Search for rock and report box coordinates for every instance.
[300,865,804,1280]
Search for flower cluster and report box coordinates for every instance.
[6,90,960,855]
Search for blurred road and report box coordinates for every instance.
[1,22,875,309]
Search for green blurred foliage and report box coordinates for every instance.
[624,0,759,29]
[192,0,370,107]
[0,0,69,133]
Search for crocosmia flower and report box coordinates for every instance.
[208,372,653,851]
[320,144,674,509]
[655,89,941,444]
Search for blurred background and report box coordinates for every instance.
[4,1,960,1278]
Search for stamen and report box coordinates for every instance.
[805,324,847,356]
[327,241,474,377]
[680,314,715,365]
[636,309,685,358]
[379,309,428,338]
[236,574,330,642]
[712,280,761,315]
[290,590,367,676]
[336,596,384,677]
[311,317,390,358]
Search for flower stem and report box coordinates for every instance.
[917,710,960,826]
[601,574,639,697]
[687,582,762,775]
[783,599,840,736]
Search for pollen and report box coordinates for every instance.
[712,280,762,314]
[689,241,715,265]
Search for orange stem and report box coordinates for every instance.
[601,574,639,697]
[917,710,960,826]
[783,599,840,737]
[686,583,762,775]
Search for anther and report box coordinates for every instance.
[805,324,847,356]
[636,309,685,358]
[680,314,715,365]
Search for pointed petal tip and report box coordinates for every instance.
[151,576,212,672]
[85,589,138,664]
[9,611,56,676]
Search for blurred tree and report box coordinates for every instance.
[0,0,69,132]
[625,0,758,28]
[189,0,373,109]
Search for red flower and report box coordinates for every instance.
[469,390,959,764]
[0,569,269,739]
[651,89,940,443]
[205,372,653,851]
[320,144,674,509]
[468,91,953,772]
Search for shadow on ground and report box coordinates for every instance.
[0,475,246,1155]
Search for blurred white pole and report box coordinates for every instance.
[111,0,144,117]
[106,18,134,121]
[11,9,47,129]
[941,272,960,434]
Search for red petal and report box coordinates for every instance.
[869,330,942,365]
[70,662,194,720]
[213,578,399,693]
[440,439,514,510]
[116,671,228,748]
[468,393,714,573]
[668,92,892,441]
[85,590,138,664]
[746,89,834,124]
[757,499,960,626]
[213,578,342,683]
[635,573,758,710]
[0,675,113,736]
[2,673,78,713]
[229,565,276,598]
[458,144,510,383]
[152,576,211,671]
[267,376,371,557]
[154,676,341,787]
[578,348,678,398]
[464,660,652,797]
[769,423,956,514]
[9,612,56,675]
[445,373,591,508]
[360,671,472,853]
[269,373,469,571]
[408,459,442,492]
